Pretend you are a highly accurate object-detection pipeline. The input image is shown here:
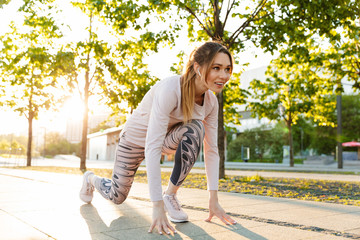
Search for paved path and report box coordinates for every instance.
[0,168,359,240]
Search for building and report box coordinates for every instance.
[236,66,274,133]
[87,126,123,161]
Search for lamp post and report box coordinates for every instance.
[337,94,343,169]
[299,127,304,156]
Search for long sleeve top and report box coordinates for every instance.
[121,75,219,201]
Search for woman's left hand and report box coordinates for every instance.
[205,190,237,225]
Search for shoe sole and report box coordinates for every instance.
[167,215,188,223]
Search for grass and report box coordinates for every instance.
[5,166,360,206]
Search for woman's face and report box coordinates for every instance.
[203,52,232,93]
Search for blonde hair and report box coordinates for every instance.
[181,41,233,123]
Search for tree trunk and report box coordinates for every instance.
[80,13,93,171]
[211,0,226,179]
[26,112,33,166]
[337,94,343,168]
[287,116,294,167]
[80,70,90,171]
[217,92,225,179]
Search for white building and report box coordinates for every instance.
[236,66,274,133]
[87,126,123,161]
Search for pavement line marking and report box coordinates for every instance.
[0,172,50,183]
[0,209,56,239]
[129,196,360,240]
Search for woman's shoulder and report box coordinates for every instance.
[205,90,218,104]
[160,75,181,86]
[155,75,181,93]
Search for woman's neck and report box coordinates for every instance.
[195,93,205,106]
[194,76,208,98]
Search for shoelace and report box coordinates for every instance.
[167,195,181,211]
[86,185,94,194]
[85,175,94,194]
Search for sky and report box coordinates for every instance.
[0,0,274,136]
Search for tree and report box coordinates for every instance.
[0,0,62,166]
[248,0,359,167]
[248,40,336,166]
[0,140,9,152]
[227,125,271,162]
[44,132,80,157]
[53,1,140,170]
[309,94,360,155]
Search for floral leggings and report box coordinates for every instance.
[92,120,205,204]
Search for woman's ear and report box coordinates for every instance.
[194,62,201,76]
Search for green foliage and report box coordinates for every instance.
[0,138,26,155]
[267,121,287,160]
[0,0,10,8]
[226,121,289,162]
[309,125,337,155]
[247,0,359,54]
[309,95,360,155]
[342,95,360,142]
[89,122,112,134]
[227,125,272,162]
[290,116,313,155]
[44,132,80,157]
[248,40,337,127]
[227,118,317,161]
[0,140,9,151]
[322,6,360,91]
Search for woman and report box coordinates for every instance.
[80,41,237,235]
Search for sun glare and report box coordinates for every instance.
[62,96,84,121]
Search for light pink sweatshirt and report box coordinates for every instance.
[121,75,219,201]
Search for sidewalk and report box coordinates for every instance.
[0,168,359,240]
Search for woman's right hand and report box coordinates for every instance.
[148,200,176,235]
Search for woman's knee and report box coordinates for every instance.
[183,120,205,141]
[110,191,128,205]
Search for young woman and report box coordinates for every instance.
[80,41,237,235]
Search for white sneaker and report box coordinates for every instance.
[79,171,94,203]
[163,193,188,222]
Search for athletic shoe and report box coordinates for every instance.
[163,193,188,222]
[80,171,95,203]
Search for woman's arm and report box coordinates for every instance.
[203,95,236,225]
[145,80,178,234]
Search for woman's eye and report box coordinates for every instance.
[225,68,231,73]
[213,67,220,70]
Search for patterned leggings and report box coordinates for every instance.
[92,120,205,204]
